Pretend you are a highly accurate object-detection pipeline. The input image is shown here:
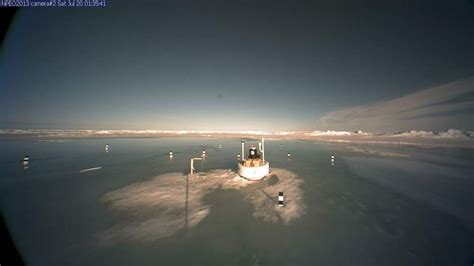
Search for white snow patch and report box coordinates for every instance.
[305,130,372,136]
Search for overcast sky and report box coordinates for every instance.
[1,0,473,131]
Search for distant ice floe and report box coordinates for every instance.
[346,146,410,158]
[385,129,474,139]
[0,129,281,137]
[99,168,305,245]
[305,129,474,138]
[304,130,372,136]
[1,128,473,143]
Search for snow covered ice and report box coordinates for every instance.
[100,168,305,244]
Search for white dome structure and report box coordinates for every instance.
[237,138,269,180]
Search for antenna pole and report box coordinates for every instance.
[259,137,265,162]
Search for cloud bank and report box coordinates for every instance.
[316,77,474,132]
